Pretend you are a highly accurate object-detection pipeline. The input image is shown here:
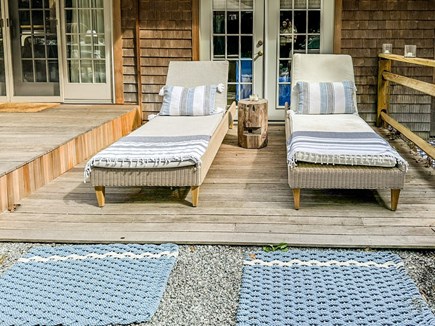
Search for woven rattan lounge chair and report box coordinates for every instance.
[286,54,407,210]
[85,61,236,207]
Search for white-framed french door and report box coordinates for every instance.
[4,0,62,101]
[0,0,112,103]
[61,0,112,102]
[200,0,335,120]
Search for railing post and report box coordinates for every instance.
[377,57,391,127]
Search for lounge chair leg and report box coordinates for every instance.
[292,188,301,210]
[191,186,199,207]
[229,116,234,129]
[391,189,401,211]
[95,186,106,207]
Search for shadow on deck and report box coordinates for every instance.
[0,122,434,248]
[0,104,142,212]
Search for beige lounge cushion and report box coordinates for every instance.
[287,112,407,169]
[131,113,223,138]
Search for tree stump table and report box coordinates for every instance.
[237,99,268,149]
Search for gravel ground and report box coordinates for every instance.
[0,243,434,325]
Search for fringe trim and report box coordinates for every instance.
[288,152,408,172]
[84,155,202,183]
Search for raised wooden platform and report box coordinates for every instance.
[0,104,142,212]
[0,125,434,248]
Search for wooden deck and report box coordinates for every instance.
[0,124,434,248]
[0,104,142,212]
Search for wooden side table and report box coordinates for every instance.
[237,98,268,149]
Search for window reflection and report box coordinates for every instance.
[212,1,254,102]
[278,0,321,107]
[227,12,239,34]
[19,0,59,84]
[241,11,253,34]
[65,0,106,83]
[213,11,225,34]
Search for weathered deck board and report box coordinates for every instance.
[0,125,434,248]
[0,105,141,212]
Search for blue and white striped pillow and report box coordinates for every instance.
[295,81,357,114]
[159,85,218,116]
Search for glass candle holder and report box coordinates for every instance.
[404,45,416,58]
[382,43,392,54]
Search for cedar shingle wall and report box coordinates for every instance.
[120,0,193,117]
[121,0,139,104]
[341,0,435,139]
[139,0,193,119]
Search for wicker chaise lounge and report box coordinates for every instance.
[85,61,236,207]
[286,54,407,210]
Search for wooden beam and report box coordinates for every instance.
[377,58,391,126]
[378,53,435,68]
[391,189,401,212]
[382,71,435,97]
[95,186,106,207]
[292,189,301,210]
[191,0,200,61]
[333,0,342,54]
[380,111,435,160]
[191,186,199,207]
[112,0,124,104]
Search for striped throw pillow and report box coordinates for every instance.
[295,81,357,114]
[159,85,218,116]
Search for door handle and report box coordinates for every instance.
[254,50,263,61]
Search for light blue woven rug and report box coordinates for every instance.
[0,243,178,326]
[236,250,435,326]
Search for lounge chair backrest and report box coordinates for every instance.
[290,54,357,112]
[166,61,229,110]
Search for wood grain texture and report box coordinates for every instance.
[341,0,435,137]
[0,105,141,212]
[382,71,435,97]
[333,0,342,54]
[378,53,435,68]
[137,0,194,117]
[380,112,435,160]
[238,99,268,149]
[112,0,124,104]
[377,58,391,126]
[0,125,434,248]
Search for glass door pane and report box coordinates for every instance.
[277,0,321,107]
[63,0,111,102]
[9,0,60,97]
[65,0,105,84]
[212,0,256,105]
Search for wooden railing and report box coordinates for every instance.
[377,53,435,160]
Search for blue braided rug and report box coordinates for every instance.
[236,250,435,326]
[0,243,178,326]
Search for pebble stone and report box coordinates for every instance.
[0,243,434,325]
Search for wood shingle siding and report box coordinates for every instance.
[138,0,194,120]
[340,0,435,139]
[121,1,140,105]
[118,1,433,135]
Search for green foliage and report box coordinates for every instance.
[263,243,289,252]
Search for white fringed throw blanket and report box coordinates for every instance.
[84,135,210,181]
[287,130,408,171]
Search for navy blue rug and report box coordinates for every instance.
[0,243,178,326]
[236,249,435,326]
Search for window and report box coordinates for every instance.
[212,0,254,104]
